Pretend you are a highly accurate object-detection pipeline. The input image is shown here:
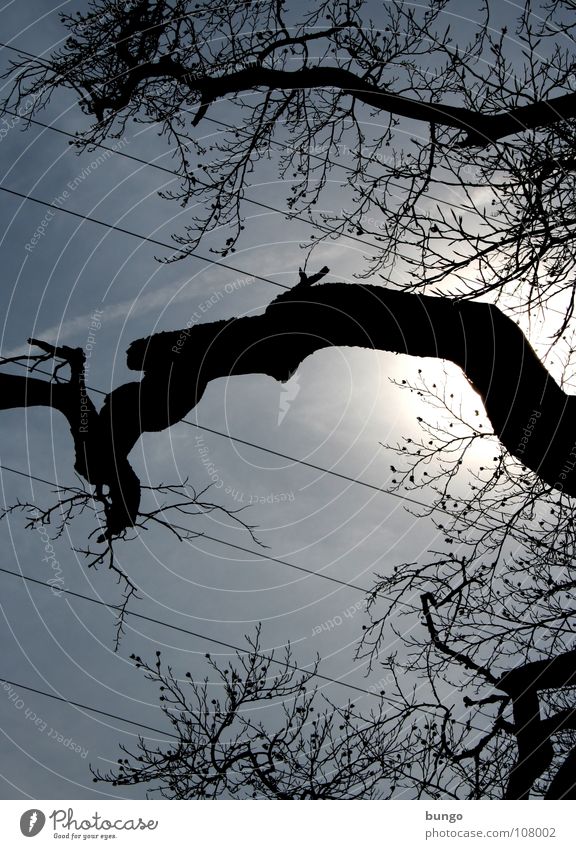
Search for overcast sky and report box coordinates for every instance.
[0,0,549,799]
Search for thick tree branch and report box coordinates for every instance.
[497,649,576,799]
[128,277,576,498]
[0,343,139,540]
[5,272,576,541]
[88,58,576,146]
[545,745,576,799]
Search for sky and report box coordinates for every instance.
[0,0,553,799]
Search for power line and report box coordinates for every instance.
[0,463,66,490]
[1,108,384,256]
[193,532,371,594]
[2,358,460,524]
[0,559,498,743]
[0,456,451,719]
[0,184,290,291]
[5,30,576,321]
[0,103,498,293]
[0,676,177,740]
[182,419,451,515]
[0,457,432,622]
[0,38,512,299]
[1,440,505,743]
[0,42,394,281]
[2,83,567,328]
[0,551,494,739]
[0,462,443,704]
[0,565,385,699]
[1,140,569,332]
[0,449,505,739]
[0,39,501,230]
[0,460,377,597]
[0,572,488,794]
[2,102,568,332]
[9,105,544,332]
[1,47,567,325]
[2,461,491,751]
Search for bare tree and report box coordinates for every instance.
[359,382,576,799]
[5,0,576,329]
[91,629,402,799]
[89,611,576,799]
[2,269,575,542]
[1,268,569,796]
[0,337,258,645]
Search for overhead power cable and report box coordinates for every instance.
[0,460,428,611]
[0,675,177,740]
[0,461,373,595]
[2,359,460,524]
[1,107,384,255]
[0,565,389,699]
[0,185,290,290]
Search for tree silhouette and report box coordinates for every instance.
[5,0,576,328]
[3,270,575,539]
[92,630,398,799]
[3,0,576,798]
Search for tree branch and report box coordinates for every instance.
[128,276,576,498]
[5,273,576,543]
[86,58,576,146]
